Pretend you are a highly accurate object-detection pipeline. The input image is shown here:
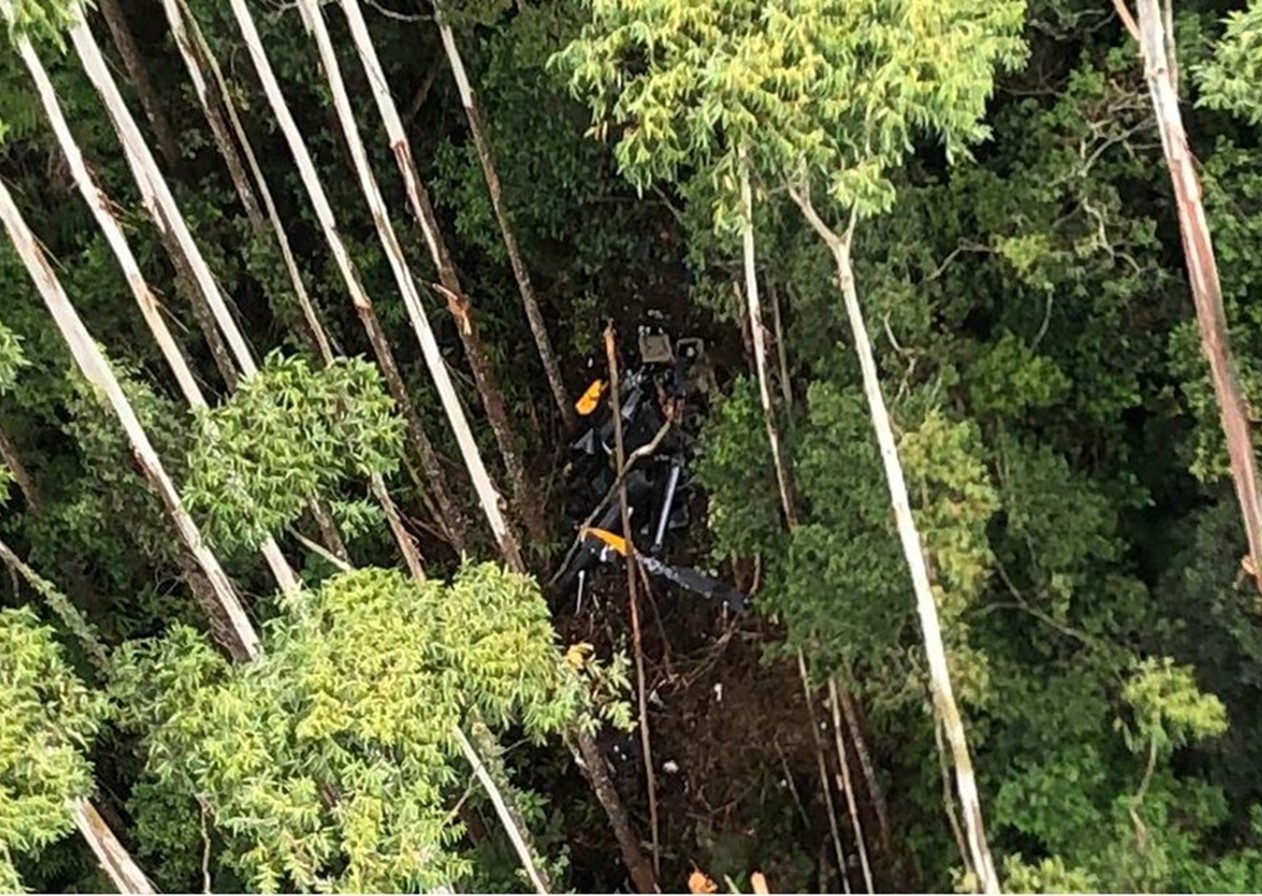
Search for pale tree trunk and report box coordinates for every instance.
[0,178,260,662]
[739,155,797,525]
[7,19,304,595]
[828,676,873,894]
[341,0,549,542]
[223,0,517,567]
[791,189,998,894]
[163,0,331,365]
[1127,0,1262,592]
[435,12,573,431]
[66,6,252,392]
[95,0,180,173]
[299,0,544,550]
[1,538,154,893]
[743,161,872,881]
[167,0,453,560]
[72,799,156,894]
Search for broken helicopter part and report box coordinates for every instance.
[552,320,748,614]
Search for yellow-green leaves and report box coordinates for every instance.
[555,0,1027,220]
[111,564,579,892]
[1119,657,1228,756]
[0,607,105,891]
[1194,2,1262,127]
[183,351,404,552]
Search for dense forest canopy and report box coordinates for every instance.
[2,0,1262,891]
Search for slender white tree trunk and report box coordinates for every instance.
[65,4,256,380]
[792,189,998,894]
[224,0,520,568]
[0,178,260,661]
[739,154,797,525]
[72,799,156,894]
[434,12,573,430]
[162,0,331,363]
[295,0,541,552]
[6,16,302,595]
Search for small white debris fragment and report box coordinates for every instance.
[713,682,723,703]
[663,760,679,774]
[649,688,665,709]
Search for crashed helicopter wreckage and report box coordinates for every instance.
[550,319,749,614]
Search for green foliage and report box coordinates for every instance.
[1118,657,1228,757]
[555,0,1027,225]
[183,352,404,552]
[0,607,105,892]
[111,563,581,892]
[1194,1,1262,126]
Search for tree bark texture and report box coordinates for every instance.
[792,189,999,894]
[1134,0,1262,593]
[436,16,574,431]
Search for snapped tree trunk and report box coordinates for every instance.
[0,177,260,661]
[299,0,543,551]
[792,189,999,894]
[435,12,574,431]
[1132,0,1262,592]
[95,0,180,172]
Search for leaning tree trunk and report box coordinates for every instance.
[299,0,544,550]
[163,0,332,366]
[792,189,999,894]
[739,153,797,526]
[72,799,156,894]
[95,0,180,173]
[223,0,519,567]
[1131,0,1262,593]
[66,7,252,392]
[435,10,573,431]
[0,178,259,662]
[12,16,313,596]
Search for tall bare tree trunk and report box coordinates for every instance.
[66,7,251,392]
[1130,0,1262,593]
[163,0,331,364]
[792,189,998,894]
[9,18,308,595]
[72,799,156,894]
[95,0,180,172]
[435,12,573,431]
[0,177,260,661]
[299,0,544,550]
[739,155,797,526]
[223,0,518,566]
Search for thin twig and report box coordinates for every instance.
[829,676,873,893]
[605,323,661,878]
[798,651,849,892]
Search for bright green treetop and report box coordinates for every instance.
[555,0,1027,223]
[0,607,106,892]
